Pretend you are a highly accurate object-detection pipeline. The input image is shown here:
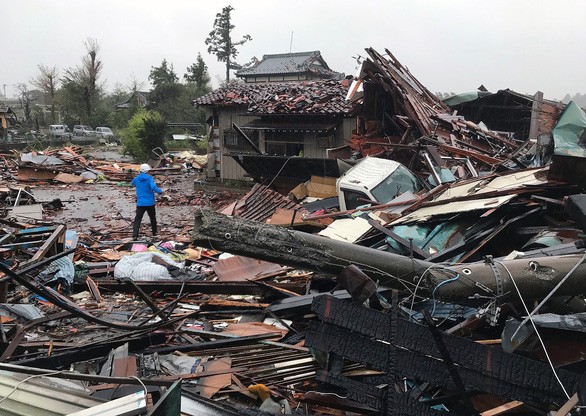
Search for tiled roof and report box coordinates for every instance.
[193,79,358,115]
[236,51,339,78]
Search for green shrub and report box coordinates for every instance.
[120,109,166,162]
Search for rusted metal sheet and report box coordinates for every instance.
[212,255,285,282]
[224,183,305,222]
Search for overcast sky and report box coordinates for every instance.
[5,0,585,101]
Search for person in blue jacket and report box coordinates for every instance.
[131,164,163,240]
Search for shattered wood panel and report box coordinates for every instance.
[17,167,58,181]
[306,321,455,387]
[315,370,444,415]
[306,320,568,405]
[308,296,577,404]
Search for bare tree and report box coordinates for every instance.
[30,65,59,123]
[83,38,102,116]
[126,74,145,93]
[14,83,38,126]
[63,38,103,119]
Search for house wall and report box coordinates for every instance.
[303,118,354,158]
[341,118,355,141]
[204,106,356,181]
[205,107,258,181]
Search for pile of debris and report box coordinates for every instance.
[2,46,586,416]
[185,48,586,415]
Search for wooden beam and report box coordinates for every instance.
[480,400,524,416]
[554,393,579,416]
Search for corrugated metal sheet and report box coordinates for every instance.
[0,371,104,416]
[227,183,305,222]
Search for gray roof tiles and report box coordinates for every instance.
[236,51,341,79]
[193,79,357,116]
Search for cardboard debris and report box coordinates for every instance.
[54,172,85,184]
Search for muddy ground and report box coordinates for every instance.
[28,148,244,241]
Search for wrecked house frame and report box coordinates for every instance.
[194,80,358,184]
[193,51,358,184]
[3,45,586,415]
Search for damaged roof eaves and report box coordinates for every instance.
[193,79,359,115]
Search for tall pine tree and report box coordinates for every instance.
[205,5,252,83]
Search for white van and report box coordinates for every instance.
[337,157,424,211]
[49,125,70,138]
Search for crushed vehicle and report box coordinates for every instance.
[337,156,425,211]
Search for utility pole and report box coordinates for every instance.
[2,85,6,105]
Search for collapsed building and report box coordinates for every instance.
[0,46,585,416]
[190,47,586,414]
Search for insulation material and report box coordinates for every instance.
[318,215,376,243]
[114,252,184,280]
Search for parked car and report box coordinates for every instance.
[48,124,71,138]
[95,126,120,144]
[73,125,95,136]
[95,127,114,139]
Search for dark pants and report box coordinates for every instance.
[132,205,157,239]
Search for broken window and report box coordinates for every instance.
[341,189,370,210]
[224,129,260,153]
[265,131,304,156]
[371,165,423,202]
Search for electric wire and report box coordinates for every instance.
[510,252,586,342]
[131,376,148,397]
[0,370,65,407]
[265,155,295,189]
[431,273,460,316]
[495,260,571,400]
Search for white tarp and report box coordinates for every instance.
[114,252,184,280]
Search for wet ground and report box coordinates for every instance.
[27,147,243,240]
[34,172,203,239]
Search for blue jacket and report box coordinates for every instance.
[131,172,162,206]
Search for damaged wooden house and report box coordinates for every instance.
[188,47,586,415]
[193,51,359,190]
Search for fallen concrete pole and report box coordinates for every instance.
[193,210,586,303]
[427,255,586,303]
[193,209,432,293]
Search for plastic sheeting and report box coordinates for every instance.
[39,257,75,285]
[114,252,184,280]
[553,100,586,157]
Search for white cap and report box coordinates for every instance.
[139,163,151,172]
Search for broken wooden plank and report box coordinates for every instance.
[553,393,579,416]
[480,400,524,416]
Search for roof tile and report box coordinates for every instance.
[193,80,357,116]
